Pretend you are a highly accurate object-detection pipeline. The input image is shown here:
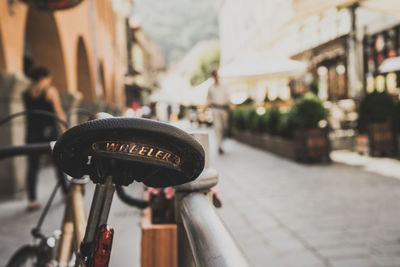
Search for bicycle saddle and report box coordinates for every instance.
[53,117,205,187]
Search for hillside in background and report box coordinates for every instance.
[133,0,219,65]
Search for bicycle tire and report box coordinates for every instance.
[6,245,45,267]
[115,184,149,209]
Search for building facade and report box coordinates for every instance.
[360,7,400,95]
[219,0,400,102]
[0,0,131,197]
[218,0,295,103]
[219,0,293,65]
[125,20,165,107]
[1,0,128,106]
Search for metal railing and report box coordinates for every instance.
[174,132,250,267]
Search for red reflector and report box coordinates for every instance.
[91,224,114,267]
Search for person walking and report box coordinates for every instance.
[207,69,230,154]
[23,67,68,211]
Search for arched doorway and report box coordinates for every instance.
[77,37,95,101]
[24,8,68,91]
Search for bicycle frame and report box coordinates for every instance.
[56,180,87,265]
[56,176,116,267]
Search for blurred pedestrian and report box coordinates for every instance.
[207,69,230,154]
[23,67,68,211]
[167,104,172,122]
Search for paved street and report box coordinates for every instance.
[212,138,400,267]
[1,132,400,267]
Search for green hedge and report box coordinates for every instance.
[232,105,253,131]
[231,93,328,139]
[278,111,294,139]
[289,93,328,129]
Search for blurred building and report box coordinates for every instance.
[0,0,131,197]
[218,0,300,103]
[125,18,165,107]
[158,39,219,105]
[360,3,400,95]
[219,0,293,65]
[267,0,400,102]
[218,0,400,150]
[219,0,400,103]
[154,39,219,121]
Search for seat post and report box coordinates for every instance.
[81,176,115,257]
[98,176,116,225]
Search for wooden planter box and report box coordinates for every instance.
[232,128,330,163]
[260,133,296,159]
[141,195,177,267]
[294,128,330,163]
[398,134,400,157]
[232,128,295,159]
[355,134,369,155]
[368,122,397,157]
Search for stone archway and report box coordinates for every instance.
[77,36,95,101]
[25,8,68,91]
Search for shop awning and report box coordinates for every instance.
[287,0,400,28]
[379,57,400,73]
[219,53,307,80]
[361,0,400,15]
[289,0,358,25]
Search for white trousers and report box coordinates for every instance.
[212,108,228,148]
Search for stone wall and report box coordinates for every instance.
[0,72,30,198]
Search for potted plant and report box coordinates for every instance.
[358,90,397,156]
[289,93,330,162]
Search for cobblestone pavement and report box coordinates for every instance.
[212,137,400,267]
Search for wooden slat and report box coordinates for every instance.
[141,205,177,267]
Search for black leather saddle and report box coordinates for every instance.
[53,117,205,187]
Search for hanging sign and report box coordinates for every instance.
[21,0,83,10]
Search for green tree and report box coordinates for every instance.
[190,46,220,86]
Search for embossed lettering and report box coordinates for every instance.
[119,144,129,152]
[163,153,171,161]
[155,151,164,158]
[147,148,154,157]
[94,141,180,167]
[106,142,118,152]
[138,146,149,155]
[129,144,138,153]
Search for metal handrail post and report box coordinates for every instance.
[175,132,215,267]
[174,192,196,267]
[180,193,249,267]
[174,132,249,267]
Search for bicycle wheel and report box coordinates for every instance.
[115,184,149,209]
[6,245,45,267]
